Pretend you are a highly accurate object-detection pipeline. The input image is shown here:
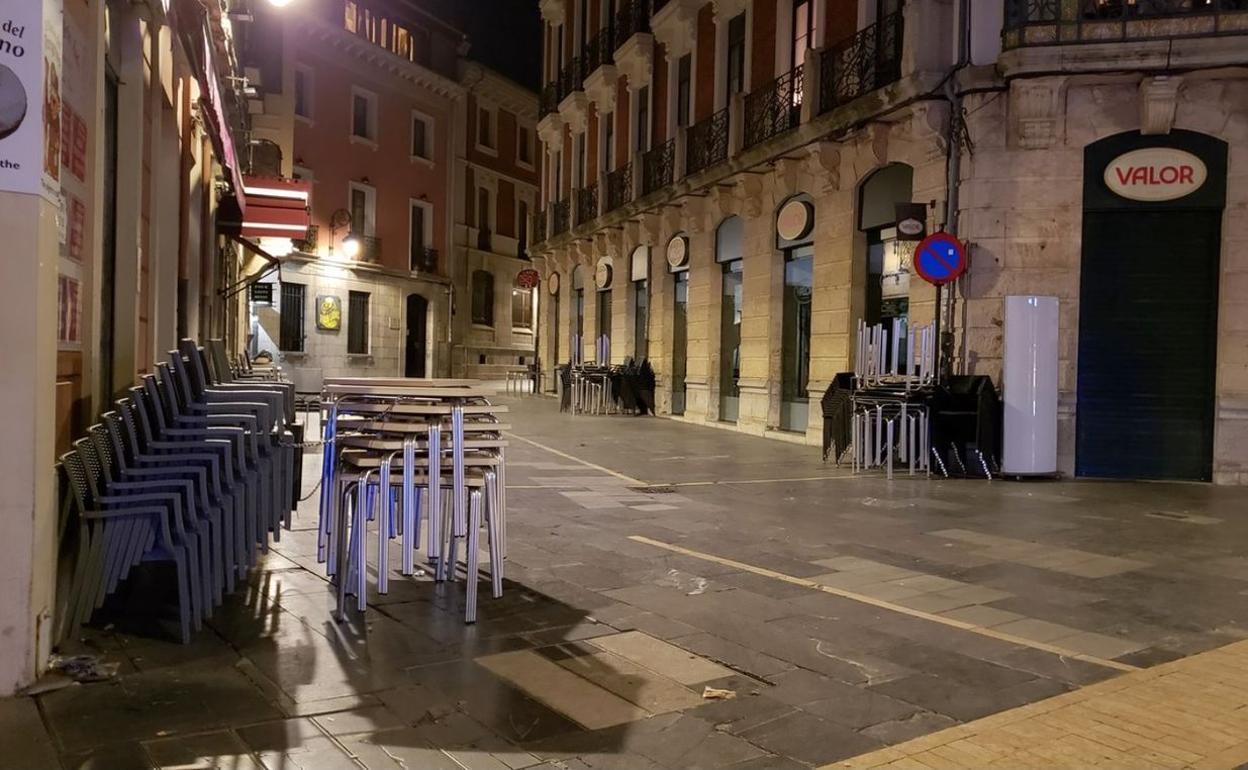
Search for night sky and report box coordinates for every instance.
[451,0,543,91]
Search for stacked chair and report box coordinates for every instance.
[317,381,508,624]
[55,340,298,644]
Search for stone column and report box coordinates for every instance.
[738,201,776,435]
[684,227,716,421]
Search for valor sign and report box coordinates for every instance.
[1104,148,1207,203]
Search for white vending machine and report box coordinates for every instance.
[1002,295,1059,476]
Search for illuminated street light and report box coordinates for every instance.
[267,0,295,7]
[342,233,361,259]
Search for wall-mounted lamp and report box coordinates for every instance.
[328,208,354,258]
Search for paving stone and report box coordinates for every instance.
[858,710,961,745]
[142,730,262,769]
[937,605,1025,628]
[673,632,796,678]
[0,695,61,770]
[588,631,734,685]
[553,649,705,713]
[737,709,884,765]
[993,617,1084,643]
[477,650,648,729]
[1050,630,1147,660]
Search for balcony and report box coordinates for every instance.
[685,107,729,177]
[477,228,492,251]
[534,208,548,244]
[293,224,318,254]
[559,57,586,97]
[539,81,560,118]
[641,138,675,196]
[818,11,904,115]
[1003,0,1248,48]
[411,245,439,274]
[605,163,634,213]
[551,199,571,236]
[744,65,804,149]
[576,183,599,224]
[614,0,651,47]
[355,234,383,264]
[583,27,615,75]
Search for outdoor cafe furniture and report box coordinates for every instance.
[316,379,509,623]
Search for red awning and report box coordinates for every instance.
[238,176,312,240]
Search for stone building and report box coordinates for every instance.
[243,0,540,382]
[529,0,1248,483]
[452,63,543,379]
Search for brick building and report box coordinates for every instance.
[529,0,1248,483]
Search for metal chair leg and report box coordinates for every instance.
[466,488,482,624]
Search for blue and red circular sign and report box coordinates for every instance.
[913,232,967,286]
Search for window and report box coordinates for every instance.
[576,133,586,187]
[478,107,495,151]
[603,112,614,171]
[411,112,432,159]
[676,54,691,128]
[294,66,312,120]
[347,291,370,354]
[279,282,306,352]
[727,13,746,97]
[518,125,533,165]
[635,85,649,153]
[351,88,377,141]
[792,0,813,71]
[413,26,432,66]
[512,287,535,331]
[518,199,529,258]
[477,187,492,250]
[471,270,495,326]
[596,289,612,363]
[633,279,648,361]
[409,201,432,270]
[348,182,376,236]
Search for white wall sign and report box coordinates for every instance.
[548,271,560,295]
[630,244,648,282]
[666,234,688,270]
[0,0,62,201]
[777,199,813,241]
[594,256,613,290]
[1104,147,1207,203]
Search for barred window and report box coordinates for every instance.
[347,290,370,354]
[512,287,534,331]
[279,282,305,352]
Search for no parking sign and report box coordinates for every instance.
[913,232,967,286]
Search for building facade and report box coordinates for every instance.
[2,0,256,693]
[452,64,543,379]
[243,0,541,383]
[530,0,1248,484]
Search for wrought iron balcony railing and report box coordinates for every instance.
[605,163,633,213]
[410,245,439,274]
[744,65,804,149]
[551,199,571,235]
[534,208,548,243]
[818,11,903,115]
[540,81,560,117]
[685,107,730,177]
[642,138,675,196]
[1003,0,1247,48]
[576,183,599,224]
[293,224,318,254]
[615,0,651,48]
[584,27,615,74]
[559,57,586,98]
[355,234,383,264]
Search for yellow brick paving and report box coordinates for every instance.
[824,639,1248,770]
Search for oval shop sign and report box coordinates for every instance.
[1104,147,1207,203]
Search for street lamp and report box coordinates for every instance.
[267,0,295,7]
[328,208,355,258]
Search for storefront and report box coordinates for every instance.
[1077,130,1228,482]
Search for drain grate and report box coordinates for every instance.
[631,485,677,494]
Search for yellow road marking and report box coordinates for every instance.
[628,535,1140,673]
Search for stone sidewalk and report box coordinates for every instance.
[6,395,1248,769]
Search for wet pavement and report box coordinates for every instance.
[8,394,1248,769]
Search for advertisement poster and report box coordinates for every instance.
[0,0,62,201]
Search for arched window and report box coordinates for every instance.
[471,270,495,326]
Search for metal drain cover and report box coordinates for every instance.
[631,485,676,494]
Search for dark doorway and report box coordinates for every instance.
[1076,210,1219,481]
[99,68,119,404]
[405,293,428,377]
[1076,130,1226,482]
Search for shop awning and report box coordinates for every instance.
[236,176,312,240]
